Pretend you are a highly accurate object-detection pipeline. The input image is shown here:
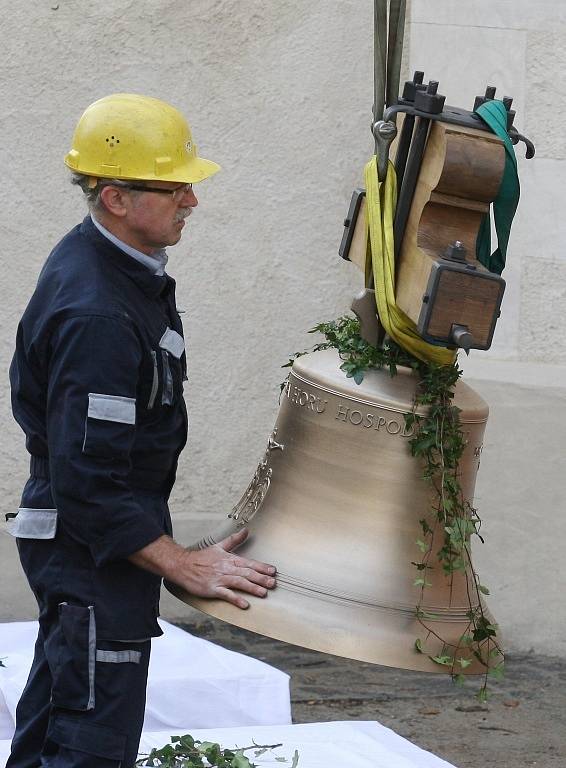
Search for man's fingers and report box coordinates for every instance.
[233,556,276,576]
[214,586,250,610]
[217,530,276,576]
[217,527,249,552]
[221,575,271,598]
[235,567,275,589]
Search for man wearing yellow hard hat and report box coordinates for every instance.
[7,94,276,768]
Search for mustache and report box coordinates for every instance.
[175,207,193,223]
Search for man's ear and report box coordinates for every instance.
[99,185,129,218]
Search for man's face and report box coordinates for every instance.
[123,181,199,254]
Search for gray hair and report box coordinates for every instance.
[70,173,140,214]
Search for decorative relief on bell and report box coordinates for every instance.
[229,429,284,526]
[267,432,284,452]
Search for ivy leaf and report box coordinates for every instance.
[352,369,365,385]
[199,741,217,750]
[476,687,490,703]
[478,585,490,595]
[489,663,505,680]
[291,750,300,768]
[414,638,424,654]
[457,657,473,669]
[416,539,428,553]
[431,655,453,666]
[232,754,254,768]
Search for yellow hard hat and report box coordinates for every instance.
[65,93,220,183]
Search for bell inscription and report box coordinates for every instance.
[284,380,328,413]
[335,402,415,438]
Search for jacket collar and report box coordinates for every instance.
[90,214,168,276]
[80,215,170,299]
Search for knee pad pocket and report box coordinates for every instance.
[47,712,127,761]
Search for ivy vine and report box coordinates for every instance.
[136,733,298,768]
[284,315,504,700]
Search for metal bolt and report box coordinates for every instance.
[451,324,474,352]
[485,86,496,99]
[443,240,467,262]
[413,71,424,84]
[374,121,398,140]
[427,80,439,95]
[503,96,513,111]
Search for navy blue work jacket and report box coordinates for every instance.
[9,216,188,639]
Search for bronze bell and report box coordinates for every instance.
[168,348,498,674]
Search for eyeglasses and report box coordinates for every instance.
[101,182,193,202]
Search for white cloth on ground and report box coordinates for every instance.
[0,619,291,738]
[0,722,459,768]
[139,722,458,768]
[0,622,459,768]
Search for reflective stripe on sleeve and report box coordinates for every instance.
[8,508,58,539]
[87,393,136,424]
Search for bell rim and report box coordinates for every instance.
[167,580,500,676]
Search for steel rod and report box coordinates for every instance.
[374,0,388,151]
[393,116,430,261]
[386,0,407,111]
[393,113,415,188]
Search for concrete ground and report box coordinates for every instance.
[176,612,565,768]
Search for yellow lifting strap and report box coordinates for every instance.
[364,155,456,366]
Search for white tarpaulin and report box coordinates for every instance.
[0,620,291,737]
[140,721,458,767]
[0,621,458,768]
[0,722,458,768]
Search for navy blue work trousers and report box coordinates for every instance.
[7,622,151,768]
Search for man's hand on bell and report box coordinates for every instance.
[128,530,276,609]
[176,528,276,609]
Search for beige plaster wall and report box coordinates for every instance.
[0,1,564,657]
[408,1,566,657]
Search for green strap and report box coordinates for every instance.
[474,100,520,275]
